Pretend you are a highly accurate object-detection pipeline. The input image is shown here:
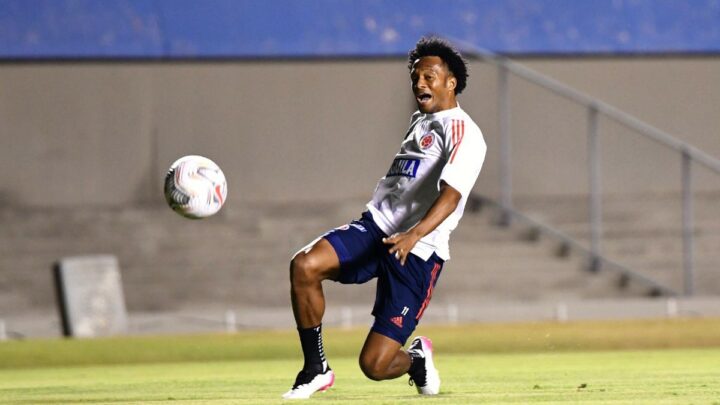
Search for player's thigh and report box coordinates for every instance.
[322,215,386,284]
[292,237,341,281]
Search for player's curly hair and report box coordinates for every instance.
[408,37,468,95]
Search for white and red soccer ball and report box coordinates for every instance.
[164,155,227,219]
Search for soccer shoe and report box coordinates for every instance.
[407,336,440,395]
[282,366,335,399]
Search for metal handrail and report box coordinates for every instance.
[448,36,720,295]
[448,37,720,175]
[470,195,678,296]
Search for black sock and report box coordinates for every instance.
[408,350,425,377]
[298,324,327,373]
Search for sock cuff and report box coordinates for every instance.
[298,324,322,332]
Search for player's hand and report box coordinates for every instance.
[383,231,421,266]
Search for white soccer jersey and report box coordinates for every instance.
[367,105,487,261]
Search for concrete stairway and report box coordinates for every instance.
[510,191,720,295]
[6,192,711,317]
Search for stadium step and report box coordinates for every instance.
[469,191,720,295]
[2,192,719,314]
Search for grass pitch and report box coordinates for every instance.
[1,319,719,404]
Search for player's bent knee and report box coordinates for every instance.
[358,353,388,381]
[290,252,321,286]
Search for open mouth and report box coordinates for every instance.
[416,93,432,103]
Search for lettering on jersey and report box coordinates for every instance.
[350,223,367,233]
[386,158,420,178]
[419,133,435,149]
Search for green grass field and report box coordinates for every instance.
[1,319,720,404]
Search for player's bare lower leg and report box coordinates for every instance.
[359,332,411,380]
[289,238,340,328]
[284,239,340,399]
[358,331,440,394]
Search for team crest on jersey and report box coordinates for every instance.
[419,133,435,149]
[386,158,420,178]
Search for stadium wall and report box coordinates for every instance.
[1,57,719,208]
[3,0,720,58]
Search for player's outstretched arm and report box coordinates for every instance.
[382,181,461,265]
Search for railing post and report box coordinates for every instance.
[224,310,237,333]
[498,63,512,226]
[587,106,602,272]
[681,149,695,295]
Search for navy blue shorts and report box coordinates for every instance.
[323,211,444,345]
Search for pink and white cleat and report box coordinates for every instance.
[282,365,335,400]
[407,336,440,395]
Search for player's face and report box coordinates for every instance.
[410,56,457,114]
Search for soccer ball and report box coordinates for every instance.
[164,155,227,219]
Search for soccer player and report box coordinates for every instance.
[283,37,486,399]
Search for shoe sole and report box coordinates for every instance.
[419,336,440,395]
[282,371,335,399]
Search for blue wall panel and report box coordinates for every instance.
[1,0,719,59]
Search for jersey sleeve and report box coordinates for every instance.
[438,118,487,198]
